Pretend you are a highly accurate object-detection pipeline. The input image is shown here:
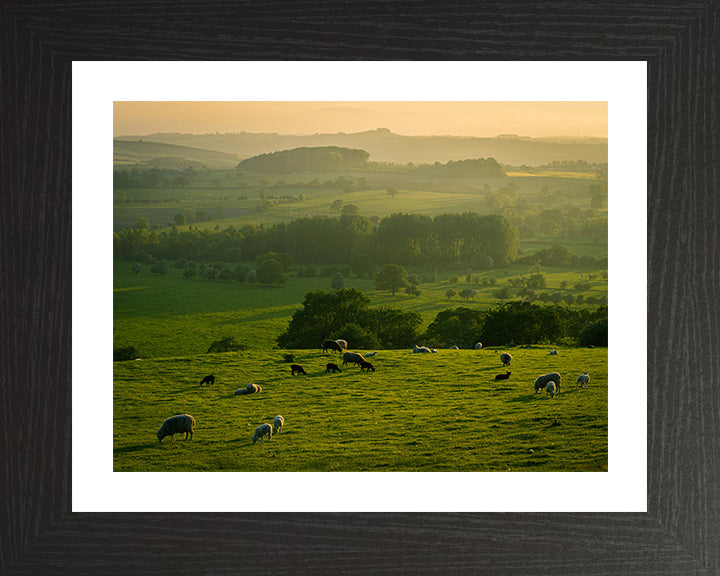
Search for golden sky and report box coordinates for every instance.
[114,101,607,138]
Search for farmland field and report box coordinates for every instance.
[113,347,607,472]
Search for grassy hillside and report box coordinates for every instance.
[114,139,239,168]
[113,347,607,472]
[114,259,607,359]
[113,167,602,231]
[114,130,608,165]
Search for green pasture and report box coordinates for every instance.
[114,259,607,359]
[113,169,600,230]
[113,346,607,472]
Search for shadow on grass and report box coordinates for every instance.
[114,443,155,454]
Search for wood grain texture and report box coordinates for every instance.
[1,1,718,574]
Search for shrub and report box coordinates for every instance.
[114,346,140,362]
[207,336,246,354]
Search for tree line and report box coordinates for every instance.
[277,289,608,349]
[114,211,520,269]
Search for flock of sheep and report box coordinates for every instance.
[155,338,593,446]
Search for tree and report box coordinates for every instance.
[405,284,421,297]
[331,272,345,290]
[183,268,197,279]
[150,260,168,275]
[459,288,474,301]
[174,213,186,225]
[132,263,143,274]
[374,264,408,296]
[135,216,149,230]
[350,253,375,277]
[446,289,456,299]
[331,199,343,212]
[386,188,399,198]
[341,204,359,216]
[424,307,485,348]
[256,259,286,285]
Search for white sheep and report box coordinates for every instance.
[474,342,483,350]
[335,339,348,350]
[252,423,273,444]
[156,414,195,443]
[534,372,562,394]
[500,353,513,366]
[413,344,432,353]
[451,345,459,350]
[546,381,557,397]
[549,350,558,355]
[576,372,590,389]
[365,351,377,357]
[273,415,285,434]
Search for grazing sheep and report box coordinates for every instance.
[325,362,342,373]
[576,372,590,390]
[546,381,557,398]
[156,414,195,443]
[273,415,284,434]
[500,353,513,366]
[451,345,459,350]
[335,339,348,350]
[252,423,272,444]
[475,342,483,350]
[364,351,377,357]
[413,344,432,353]
[534,372,562,394]
[322,339,343,353]
[200,374,215,386]
[495,371,511,380]
[291,364,307,376]
[549,350,558,356]
[359,360,375,372]
[342,352,366,367]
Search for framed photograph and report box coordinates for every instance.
[3,2,718,574]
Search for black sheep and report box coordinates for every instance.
[359,360,375,372]
[200,374,215,386]
[325,363,342,373]
[494,371,511,380]
[322,339,343,353]
[291,364,307,375]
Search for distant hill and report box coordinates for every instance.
[113,139,239,169]
[114,128,608,166]
[238,146,370,173]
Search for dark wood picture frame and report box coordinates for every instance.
[2,2,718,574]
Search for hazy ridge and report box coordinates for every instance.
[114,128,608,166]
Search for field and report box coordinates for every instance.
[114,259,608,359]
[113,168,601,231]
[113,347,607,472]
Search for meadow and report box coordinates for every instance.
[113,168,601,231]
[114,258,608,359]
[113,347,607,472]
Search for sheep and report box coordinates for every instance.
[335,339,348,350]
[413,344,432,353]
[576,372,590,390]
[156,414,195,443]
[325,362,342,373]
[234,383,262,395]
[364,351,377,357]
[495,371,511,380]
[359,360,375,372]
[451,345,459,350]
[474,342,483,350]
[322,339,343,353]
[273,415,284,434]
[500,353,513,366]
[252,423,272,444]
[291,364,307,375]
[342,352,365,367]
[549,350,558,356]
[534,372,562,394]
[546,381,557,398]
[200,374,215,386]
